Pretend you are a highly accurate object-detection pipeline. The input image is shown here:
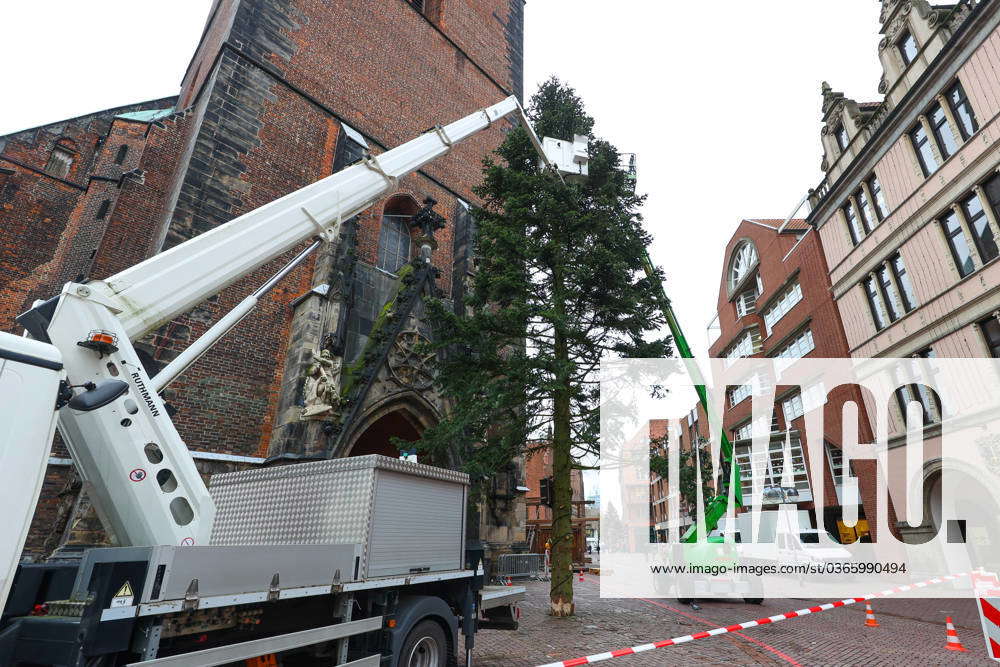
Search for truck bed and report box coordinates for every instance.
[479,585,526,610]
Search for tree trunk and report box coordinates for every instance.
[549,272,575,616]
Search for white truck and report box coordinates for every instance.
[714,509,853,566]
[0,96,582,666]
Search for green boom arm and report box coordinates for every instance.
[642,251,742,542]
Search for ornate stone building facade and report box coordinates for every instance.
[1,0,526,559]
[809,0,1000,544]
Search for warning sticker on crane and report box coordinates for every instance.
[109,581,134,608]
[128,468,146,482]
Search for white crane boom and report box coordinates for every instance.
[6,95,563,557]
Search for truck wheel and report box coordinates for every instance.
[743,598,763,605]
[399,619,447,667]
[676,598,693,605]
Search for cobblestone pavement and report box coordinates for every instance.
[468,574,989,666]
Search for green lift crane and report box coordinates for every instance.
[641,250,742,543]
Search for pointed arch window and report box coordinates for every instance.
[377,196,417,275]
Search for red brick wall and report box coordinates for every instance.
[524,447,584,523]
[0,166,81,326]
[90,111,199,278]
[0,98,178,331]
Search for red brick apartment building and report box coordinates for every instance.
[653,218,888,543]
[1,0,525,559]
[524,448,591,563]
[650,405,708,541]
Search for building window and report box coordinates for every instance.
[736,289,756,318]
[928,102,958,161]
[897,30,919,66]
[114,145,129,165]
[835,124,849,151]
[910,123,939,177]
[95,199,111,220]
[855,188,875,233]
[729,241,758,292]
[843,202,864,245]
[940,210,976,277]
[735,277,761,318]
[686,408,699,444]
[888,253,916,312]
[335,122,368,171]
[340,138,366,168]
[729,381,753,407]
[868,175,889,220]
[762,279,802,336]
[377,215,412,274]
[772,328,815,374]
[723,328,761,367]
[862,255,917,332]
[732,413,779,442]
[825,441,844,487]
[733,422,754,442]
[876,263,902,321]
[782,392,804,422]
[863,276,889,331]
[734,434,811,503]
[982,173,1000,236]
[728,372,773,409]
[947,81,978,140]
[45,145,74,178]
[782,383,826,423]
[980,317,1000,358]
[894,349,941,427]
[960,192,1000,266]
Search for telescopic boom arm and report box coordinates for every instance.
[14,96,553,551]
[640,251,742,542]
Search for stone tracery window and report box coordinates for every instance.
[377,195,418,275]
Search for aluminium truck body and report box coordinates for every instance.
[1,456,523,666]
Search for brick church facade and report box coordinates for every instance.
[1,0,526,559]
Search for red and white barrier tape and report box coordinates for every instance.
[536,572,969,667]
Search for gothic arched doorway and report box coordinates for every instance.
[349,410,420,458]
[343,394,442,462]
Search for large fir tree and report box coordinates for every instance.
[419,78,671,616]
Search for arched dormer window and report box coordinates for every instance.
[728,240,759,293]
[377,195,419,275]
[45,138,76,179]
[729,240,762,318]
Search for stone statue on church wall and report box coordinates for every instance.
[301,348,342,420]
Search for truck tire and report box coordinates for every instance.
[399,620,447,667]
[743,598,764,605]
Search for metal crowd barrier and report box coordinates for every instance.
[493,553,546,581]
